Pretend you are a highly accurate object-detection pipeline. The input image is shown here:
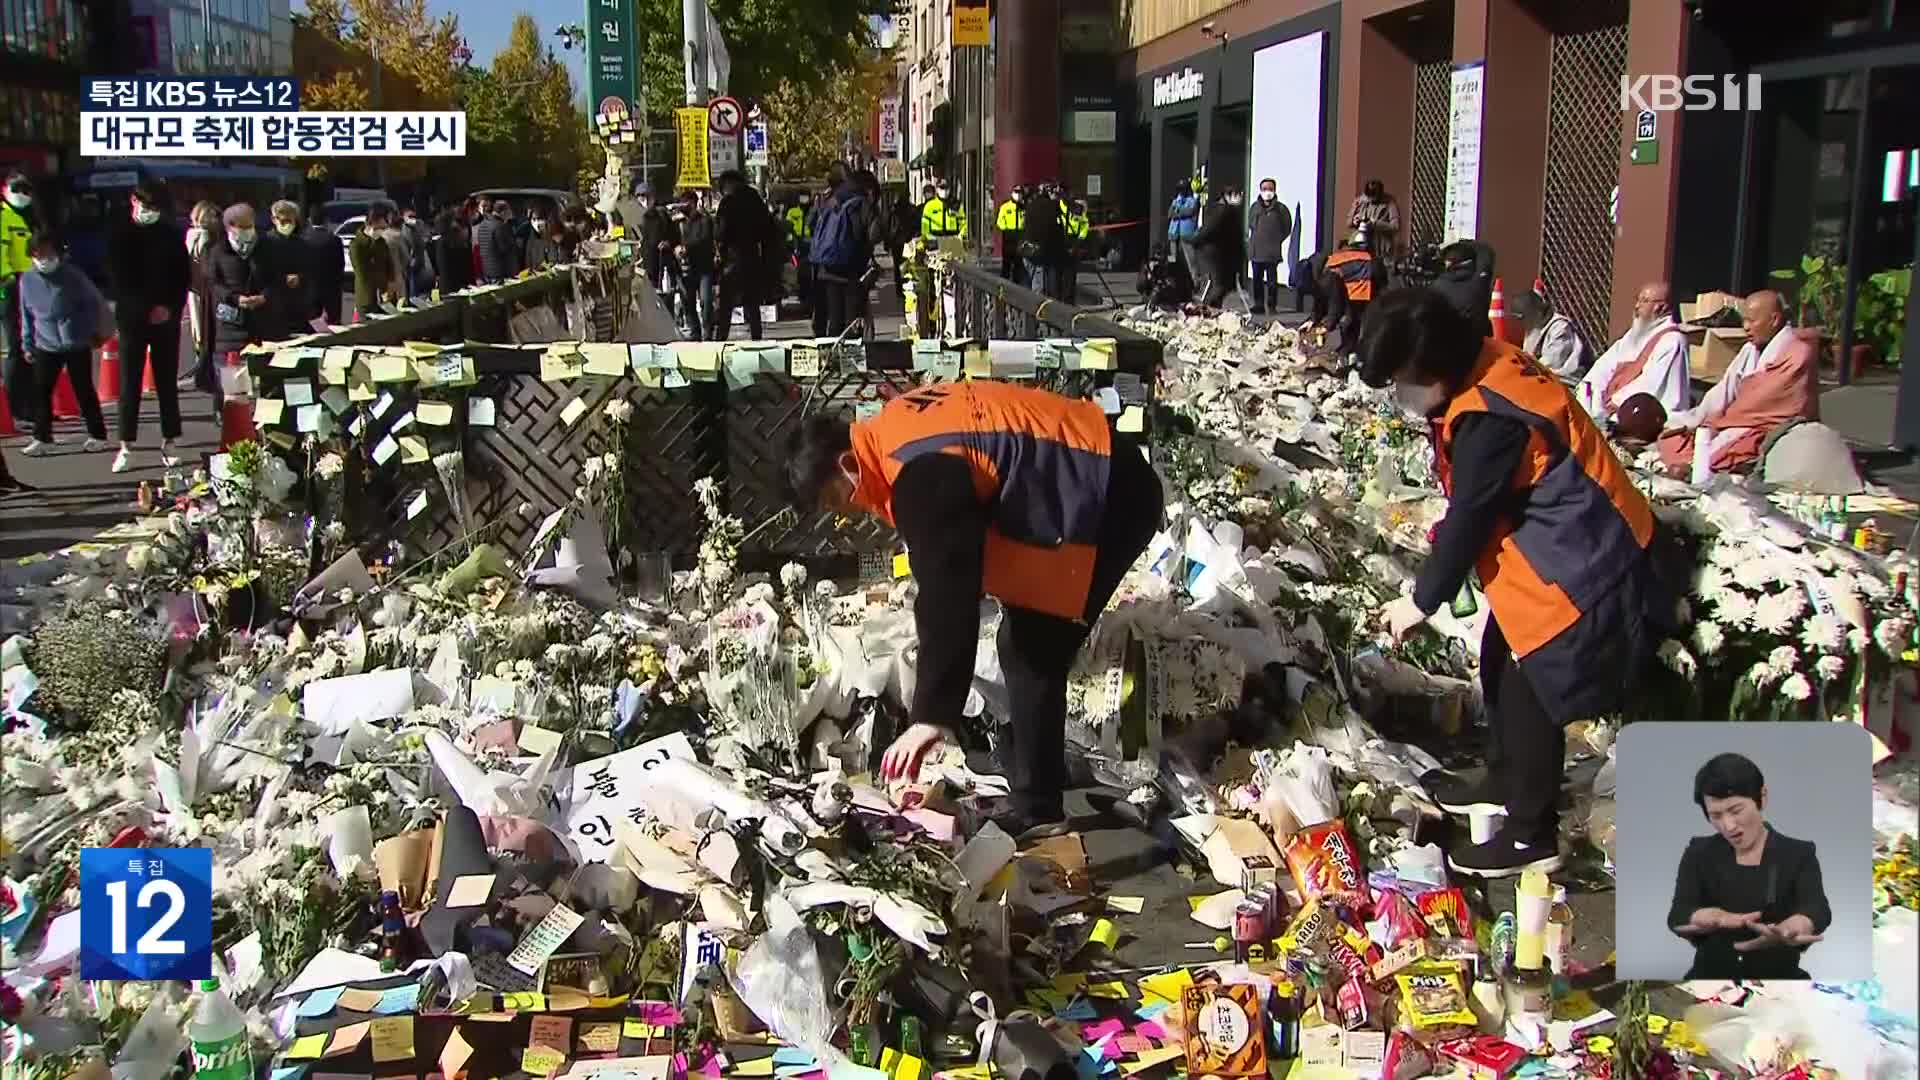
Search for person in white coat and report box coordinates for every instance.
[1578,282,1692,425]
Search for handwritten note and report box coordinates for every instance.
[469,397,498,426]
[563,733,698,861]
[400,436,429,463]
[372,436,399,465]
[369,354,414,382]
[254,398,285,426]
[541,348,584,382]
[370,1015,415,1062]
[560,397,589,426]
[582,344,629,377]
[530,1015,573,1054]
[506,902,586,974]
[580,1021,621,1054]
[284,1033,329,1059]
[283,380,315,407]
[441,1026,477,1078]
[416,400,454,426]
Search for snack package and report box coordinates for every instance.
[1336,921,1384,969]
[1395,963,1476,1030]
[1372,887,1425,949]
[1383,1031,1437,1080]
[1283,821,1369,906]
[1417,886,1472,939]
[1181,983,1269,1077]
[1282,898,1331,950]
[1369,938,1429,983]
[1434,1036,1527,1080]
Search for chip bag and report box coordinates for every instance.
[1396,963,1476,1030]
[1283,820,1368,905]
[1417,885,1472,939]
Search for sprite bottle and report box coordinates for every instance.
[188,979,252,1080]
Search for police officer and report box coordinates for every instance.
[786,192,813,315]
[1,173,37,429]
[1065,198,1091,302]
[995,185,1026,283]
[920,179,966,244]
[784,381,1163,840]
[1365,287,1673,879]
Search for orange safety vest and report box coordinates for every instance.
[1435,339,1656,660]
[848,380,1112,620]
[1326,248,1374,301]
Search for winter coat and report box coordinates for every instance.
[1193,200,1245,276]
[202,237,278,356]
[715,188,775,279]
[1429,240,1497,338]
[1247,198,1292,264]
[106,216,192,322]
[472,215,519,283]
[19,260,106,352]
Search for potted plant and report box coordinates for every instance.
[1855,265,1912,370]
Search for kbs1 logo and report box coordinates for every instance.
[1620,74,1763,112]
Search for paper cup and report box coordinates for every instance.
[1468,808,1505,845]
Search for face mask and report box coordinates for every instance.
[936,188,949,199]
[6,191,31,209]
[1393,379,1449,418]
[30,255,59,272]
[531,220,547,231]
[275,221,297,236]
[404,217,418,228]
[1260,190,1276,202]
[229,228,256,251]
[132,204,161,225]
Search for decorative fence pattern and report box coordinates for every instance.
[1541,20,1632,352]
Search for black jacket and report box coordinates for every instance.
[1024,197,1069,263]
[472,215,519,283]
[715,188,774,277]
[1193,200,1245,273]
[259,232,313,337]
[1669,829,1831,981]
[888,201,918,248]
[435,221,473,293]
[106,218,191,321]
[202,237,278,356]
[679,212,716,275]
[1247,199,1292,264]
[525,229,564,272]
[297,224,343,311]
[639,207,680,273]
[1430,240,1497,338]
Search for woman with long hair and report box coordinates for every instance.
[183,200,220,385]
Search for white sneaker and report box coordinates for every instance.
[160,441,180,468]
[82,438,109,453]
[112,446,133,473]
[20,439,49,456]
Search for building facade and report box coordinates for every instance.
[1,0,136,176]
[133,0,291,76]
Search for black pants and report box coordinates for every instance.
[2,288,29,424]
[1201,263,1235,308]
[714,271,763,341]
[31,348,107,443]
[1000,235,1025,285]
[1481,613,1563,846]
[795,257,814,314]
[1249,261,1280,312]
[1001,438,1165,819]
[116,315,184,442]
[316,287,343,328]
[818,277,870,339]
[888,244,908,302]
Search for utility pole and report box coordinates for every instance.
[683,0,705,106]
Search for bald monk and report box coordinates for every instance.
[1578,282,1691,423]
[1614,393,1667,445]
[1657,290,1817,485]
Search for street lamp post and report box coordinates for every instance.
[1198,22,1230,223]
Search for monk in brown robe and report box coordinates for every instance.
[1657,290,1817,484]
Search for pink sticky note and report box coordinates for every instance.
[1134,1021,1169,1042]
[1116,1037,1151,1056]
[636,1002,684,1027]
[1100,1039,1124,1061]
[902,808,957,842]
[1082,1020,1127,1042]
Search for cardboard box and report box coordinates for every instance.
[1687,327,1747,383]
[1201,816,1285,889]
[1435,1036,1528,1080]
[1680,290,1742,324]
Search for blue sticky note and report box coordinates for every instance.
[296,986,344,1017]
[1055,996,1099,1021]
[1133,1002,1170,1020]
[371,983,421,1014]
[772,1048,817,1067]
[271,1068,307,1080]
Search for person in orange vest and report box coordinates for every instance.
[783,380,1164,840]
[1362,287,1675,879]
[1301,226,1380,350]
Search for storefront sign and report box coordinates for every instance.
[1153,68,1205,108]
[587,0,640,138]
[878,96,901,156]
[1069,110,1117,144]
[878,159,906,185]
[1443,61,1485,244]
[953,0,989,46]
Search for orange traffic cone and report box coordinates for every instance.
[98,335,122,396]
[1488,277,1510,343]
[51,371,80,420]
[1533,276,1545,297]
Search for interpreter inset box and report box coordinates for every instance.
[1614,722,1872,982]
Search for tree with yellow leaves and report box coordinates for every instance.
[761,51,896,181]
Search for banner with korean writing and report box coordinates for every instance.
[587,0,640,140]
[676,107,712,189]
[877,96,901,157]
[953,0,989,46]
[80,112,465,157]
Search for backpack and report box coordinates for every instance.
[809,193,866,270]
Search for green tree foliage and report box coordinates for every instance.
[761,51,894,180]
[452,17,593,193]
[628,0,893,116]
[302,0,466,106]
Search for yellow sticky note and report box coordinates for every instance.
[522,1047,567,1077]
[404,339,443,356]
[896,1055,927,1080]
[400,435,430,463]
[284,1033,329,1060]
[546,991,591,1012]
[674,342,723,372]
[370,1016,415,1063]
[1088,918,1120,949]
[518,724,563,755]
[348,379,375,402]
[416,400,455,426]
[1137,968,1194,1006]
[732,1057,777,1077]
[879,1048,901,1076]
[582,343,629,376]
[253,398,285,426]
[1086,980,1128,999]
[560,396,589,426]
[1051,974,1087,995]
[369,354,414,382]
[1080,339,1117,370]
[541,348,583,382]
[1117,405,1145,434]
[1121,1046,1185,1075]
[271,349,301,369]
[441,1026,477,1078]
[1107,896,1145,914]
[892,552,912,578]
[623,1019,651,1039]
[963,347,992,378]
[580,1021,622,1054]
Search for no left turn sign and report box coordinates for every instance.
[708,97,744,135]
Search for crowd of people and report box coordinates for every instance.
[0,174,599,490]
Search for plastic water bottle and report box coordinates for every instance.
[188,978,252,1080]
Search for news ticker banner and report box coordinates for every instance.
[81,75,465,158]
